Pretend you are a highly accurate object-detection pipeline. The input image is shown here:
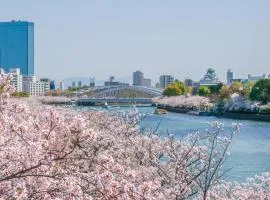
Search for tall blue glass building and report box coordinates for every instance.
[0,20,34,75]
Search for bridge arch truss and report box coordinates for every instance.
[92,85,162,98]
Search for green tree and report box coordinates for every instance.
[209,83,224,94]
[198,86,211,97]
[163,81,185,96]
[219,86,230,100]
[229,82,243,94]
[185,86,193,95]
[250,79,270,104]
[243,81,255,97]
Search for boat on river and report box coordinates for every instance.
[154,109,168,115]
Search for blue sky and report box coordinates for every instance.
[0,0,269,82]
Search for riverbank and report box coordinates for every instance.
[223,112,270,122]
[157,104,270,122]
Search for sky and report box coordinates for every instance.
[0,0,269,83]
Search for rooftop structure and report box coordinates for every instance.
[199,68,220,85]
[104,76,129,86]
[192,68,221,92]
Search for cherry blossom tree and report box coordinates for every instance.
[0,74,269,199]
[153,96,212,111]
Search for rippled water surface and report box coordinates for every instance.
[75,106,270,182]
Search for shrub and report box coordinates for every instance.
[259,105,270,115]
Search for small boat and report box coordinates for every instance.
[102,102,110,109]
[154,109,168,115]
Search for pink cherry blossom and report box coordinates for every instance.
[0,74,269,199]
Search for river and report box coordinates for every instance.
[75,106,270,182]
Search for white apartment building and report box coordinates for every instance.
[9,68,23,92]
[23,76,50,96]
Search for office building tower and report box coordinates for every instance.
[50,81,56,90]
[159,75,174,88]
[133,71,144,86]
[59,81,64,91]
[227,69,233,85]
[0,20,34,76]
[133,71,151,87]
[90,77,95,87]
[72,81,76,87]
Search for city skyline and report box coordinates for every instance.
[0,1,270,81]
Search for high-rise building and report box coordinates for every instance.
[90,77,95,87]
[9,68,22,92]
[159,75,174,88]
[133,71,151,87]
[0,20,34,76]
[133,71,144,86]
[50,81,56,90]
[59,81,64,91]
[72,81,76,87]
[78,81,82,87]
[227,69,233,85]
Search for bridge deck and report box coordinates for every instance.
[77,98,153,106]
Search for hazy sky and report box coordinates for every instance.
[0,0,269,82]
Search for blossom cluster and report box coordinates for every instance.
[0,74,269,199]
[153,96,213,110]
[225,93,260,113]
[38,96,72,104]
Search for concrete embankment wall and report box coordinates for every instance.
[156,104,189,114]
[157,104,270,122]
[223,112,270,122]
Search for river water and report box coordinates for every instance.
[75,106,270,182]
